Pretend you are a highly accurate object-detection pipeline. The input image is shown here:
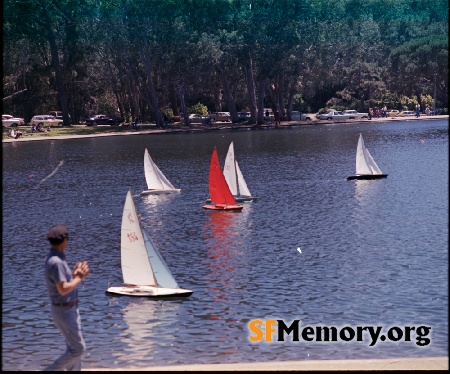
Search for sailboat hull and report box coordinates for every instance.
[205,195,258,203]
[202,203,243,211]
[234,195,259,202]
[347,174,388,180]
[106,285,193,297]
[140,188,181,195]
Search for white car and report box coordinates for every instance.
[211,112,231,122]
[398,110,415,116]
[316,110,356,120]
[30,115,64,127]
[181,114,211,125]
[343,110,369,119]
[2,114,25,127]
[386,109,400,117]
[290,111,313,121]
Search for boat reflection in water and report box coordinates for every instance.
[115,299,182,366]
[202,205,252,313]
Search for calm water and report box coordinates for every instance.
[2,120,448,370]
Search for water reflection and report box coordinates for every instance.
[140,192,180,211]
[203,210,241,300]
[353,179,384,206]
[113,298,182,365]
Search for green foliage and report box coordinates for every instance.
[419,94,434,109]
[3,0,448,120]
[189,102,209,115]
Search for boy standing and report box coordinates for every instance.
[44,225,90,371]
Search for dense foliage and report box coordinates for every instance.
[3,0,448,125]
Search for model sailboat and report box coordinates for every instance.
[203,147,243,211]
[141,148,181,195]
[223,142,258,201]
[107,189,193,297]
[347,134,388,180]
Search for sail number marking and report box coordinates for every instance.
[127,232,139,242]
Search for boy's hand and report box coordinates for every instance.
[73,261,90,278]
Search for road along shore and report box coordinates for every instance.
[3,115,448,144]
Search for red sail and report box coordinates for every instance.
[209,147,237,205]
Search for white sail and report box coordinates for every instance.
[355,134,383,175]
[223,142,238,195]
[223,141,253,198]
[121,190,157,286]
[144,148,176,190]
[142,227,179,289]
[235,161,252,197]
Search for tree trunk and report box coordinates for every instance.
[213,87,222,112]
[44,11,70,126]
[219,65,238,123]
[278,73,286,119]
[415,88,422,110]
[140,44,161,126]
[257,78,267,124]
[266,79,277,110]
[169,84,179,116]
[178,85,189,126]
[244,54,257,124]
[286,87,295,120]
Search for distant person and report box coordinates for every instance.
[9,128,23,139]
[44,225,90,371]
[273,108,281,126]
[163,114,169,129]
[415,103,420,118]
[425,106,431,116]
[133,116,138,130]
[368,108,373,120]
[265,110,270,121]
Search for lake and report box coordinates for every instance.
[2,119,448,370]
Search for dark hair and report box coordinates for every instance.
[47,225,69,245]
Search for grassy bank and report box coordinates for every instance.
[2,123,160,139]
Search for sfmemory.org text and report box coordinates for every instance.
[248,320,431,347]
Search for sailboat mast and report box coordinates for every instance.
[233,153,239,196]
[229,142,239,195]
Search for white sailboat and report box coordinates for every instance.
[107,189,193,297]
[141,148,181,195]
[223,141,258,201]
[347,134,388,180]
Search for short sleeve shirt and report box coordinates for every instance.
[45,248,78,304]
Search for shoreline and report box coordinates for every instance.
[3,115,448,143]
[84,356,448,371]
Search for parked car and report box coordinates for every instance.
[397,110,415,116]
[47,111,71,121]
[168,115,181,123]
[2,114,25,127]
[238,112,251,122]
[211,112,231,122]
[386,109,400,117]
[343,110,369,119]
[83,114,123,126]
[181,114,211,125]
[316,110,356,120]
[290,111,313,121]
[29,115,63,127]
